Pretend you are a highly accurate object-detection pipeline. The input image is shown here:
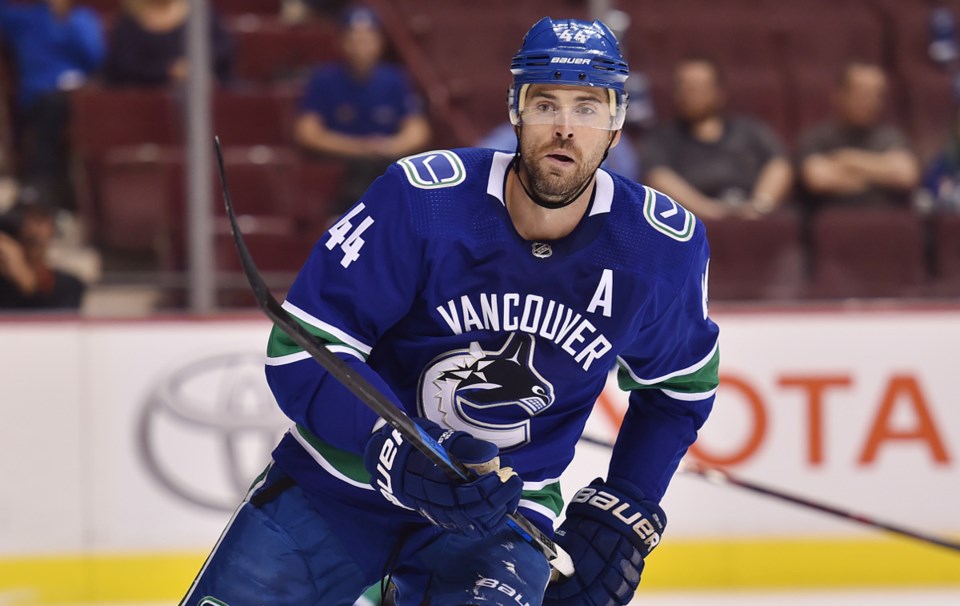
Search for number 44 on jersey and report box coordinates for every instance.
[326,204,375,268]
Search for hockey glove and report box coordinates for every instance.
[543,477,666,606]
[362,418,522,538]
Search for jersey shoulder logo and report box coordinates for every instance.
[418,334,555,451]
[398,150,467,189]
[642,187,695,242]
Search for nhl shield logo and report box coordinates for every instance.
[531,242,553,259]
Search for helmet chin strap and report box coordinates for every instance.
[512,127,617,210]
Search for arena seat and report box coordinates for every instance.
[211,146,299,220]
[625,7,779,75]
[70,87,182,243]
[294,159,346,227]
[899,70,957,164]
[880,0,960,80]
[96,145,299,267]
[213,89,296,147]
[771,3,884,73]
[230,16,339,84]
[96,146,185,266]
[70,87,181,158]
[931,212,960,297]
[214,228,313,308]
[447,72,513,144]
[808,207,928,299]
[213,0,280,15]
[701,213,805,301]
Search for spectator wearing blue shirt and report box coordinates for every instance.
[293,4,430,215]
[0,0,104,210]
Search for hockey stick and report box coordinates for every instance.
[578,434,960,554]
[213,136,574,576]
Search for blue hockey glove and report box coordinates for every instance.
[362,418,522,538]
[543,477,666,606]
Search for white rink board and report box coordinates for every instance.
[0,309,957,557]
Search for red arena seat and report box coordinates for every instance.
[808,207,928,299]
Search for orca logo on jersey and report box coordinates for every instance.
[418,334,555,450]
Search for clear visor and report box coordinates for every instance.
[511,84,626,131]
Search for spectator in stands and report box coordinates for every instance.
[797,60,920,209]
[103,0,235,87]
[0,0,105,211]
[294,4,431,215]
[639,55,793,220]
[0,199,85,310]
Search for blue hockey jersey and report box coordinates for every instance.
[265,148,719,534]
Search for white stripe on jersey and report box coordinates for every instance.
[291,427,374,490]
[522,477,561,491]
[281,300,373,356]
[265,345,365,366]
[617,338,719,386]
[519,499,558,522]
[661,386,718,401]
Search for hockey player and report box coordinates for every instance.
[181,16,718,606]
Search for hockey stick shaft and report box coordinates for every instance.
[213,137,573,575]
[578,434,960,553]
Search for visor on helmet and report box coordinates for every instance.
[511,84,627,131]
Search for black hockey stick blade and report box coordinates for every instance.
[578,434,960,554]
[213,136,573,575]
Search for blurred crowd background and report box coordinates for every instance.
[3,0,960,314]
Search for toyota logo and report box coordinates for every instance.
[138,352,289,511]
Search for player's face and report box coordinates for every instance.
[518,85,619,204]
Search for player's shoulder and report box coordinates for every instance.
[610,176,703,247]
[389,147,496,193]
[597,175,710,286]
[378,148,498,236]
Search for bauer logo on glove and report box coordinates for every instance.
[569,485,664,552]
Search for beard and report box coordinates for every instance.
[519,137,605,205]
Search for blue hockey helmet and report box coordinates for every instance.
[509,17,630,130]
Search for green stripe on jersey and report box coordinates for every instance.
[296,424,372,483]
[266,319,367,360]
[618,346,719,396]
[522,482,564,517]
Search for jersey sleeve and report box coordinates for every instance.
[264,165,423,454]
[608,225,719,503]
